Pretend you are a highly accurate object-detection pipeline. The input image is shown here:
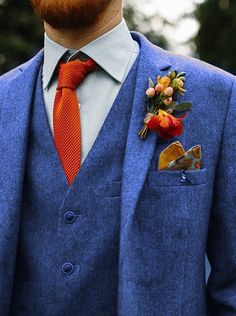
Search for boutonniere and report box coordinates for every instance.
[138,70,192,140]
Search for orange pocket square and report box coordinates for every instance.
[158,141,202,170]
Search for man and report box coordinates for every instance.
[0,0,236,315]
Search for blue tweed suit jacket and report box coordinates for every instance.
[0,32,236,315]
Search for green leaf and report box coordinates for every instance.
[174,102,192,111]
[176,72,186,78]
[167,101,179,110]
[148,77,155,88]
[168,70,177,79]
[173,110,188,117]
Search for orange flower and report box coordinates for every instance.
[146,109,186,139]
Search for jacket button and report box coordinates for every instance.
[62,262,74,275]
[180,171,187,183]
[64,211,76,223]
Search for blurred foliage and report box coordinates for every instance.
[194,0,236,74]
[124,4,168,50]
[0,0,43,74]
[0,0,167,75]
[2,0,235,76]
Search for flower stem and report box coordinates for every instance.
[138,124,149,139]
[138,108,160,140]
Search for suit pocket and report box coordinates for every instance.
[147,167,208,187]
[103,181,122,198]
[129,168,211,288]
[144,167,210,221]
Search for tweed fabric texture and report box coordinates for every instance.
[0,32,236,315]
[10,56,138,315]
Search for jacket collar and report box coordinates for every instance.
[121,31,171,229]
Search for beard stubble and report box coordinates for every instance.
[30,0,113,29]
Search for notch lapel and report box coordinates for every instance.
[0,51,43,314]
[121,33,172,225]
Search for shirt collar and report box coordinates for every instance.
[42,19,135,90]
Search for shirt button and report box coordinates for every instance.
[64,211,76,224]
[62,262,74,275]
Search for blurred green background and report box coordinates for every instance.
[0,0,236,75]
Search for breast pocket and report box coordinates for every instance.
[132,168,210,284]
[139,167,209,240]
[147,167,208,187]
[143,168,209,222]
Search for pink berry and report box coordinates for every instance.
[164,97,173,106]
[164,87,174,97]
[146,87,156,98]
[155,84,163,93]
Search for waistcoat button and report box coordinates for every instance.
[62,262,74,275]
[64,211,76,223]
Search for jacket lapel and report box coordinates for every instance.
[0,51,43,313]
[121,33,172,224]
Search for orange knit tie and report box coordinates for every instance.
[53,58,96,186]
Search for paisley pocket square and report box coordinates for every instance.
[158,141,202,170]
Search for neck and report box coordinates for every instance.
[44,6,122,50]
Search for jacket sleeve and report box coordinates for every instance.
[206,77,236,315]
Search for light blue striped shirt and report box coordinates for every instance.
[42,20,140,163]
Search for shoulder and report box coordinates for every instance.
[0,64,25,89]
[0,60,29,83]
[0,50,43,91]
[136,32,234,83]
[135,31,236,106]
[168,51,236,110]
[133,31,235,96]
[167,50,235,89]
[133,31,236,143]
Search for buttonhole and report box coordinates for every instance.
[74,265,81,273]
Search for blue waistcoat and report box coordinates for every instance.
[10,57,139,316]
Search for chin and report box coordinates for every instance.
[31,0,113,29]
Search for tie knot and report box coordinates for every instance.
[57,58,97,90]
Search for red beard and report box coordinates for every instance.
[31,0,113,28]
